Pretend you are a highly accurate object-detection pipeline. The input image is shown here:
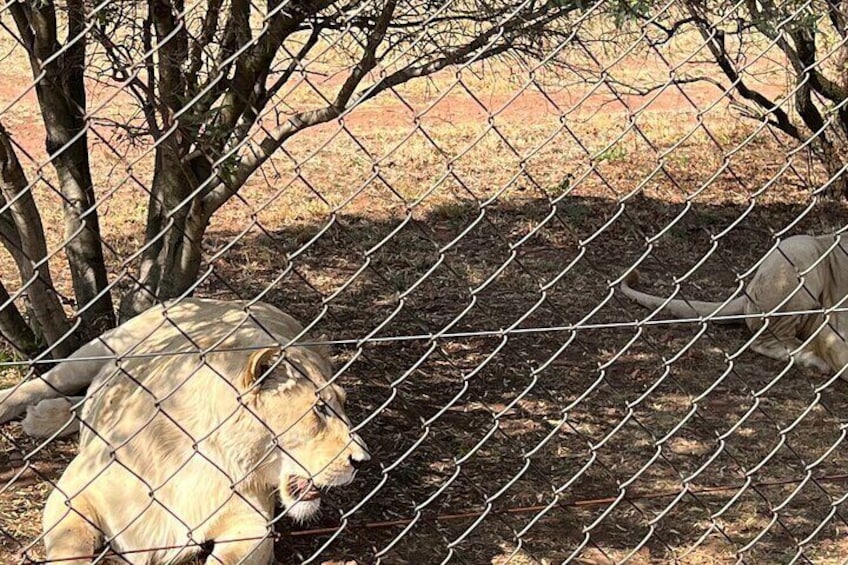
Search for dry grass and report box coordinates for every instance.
[3,10,848,565]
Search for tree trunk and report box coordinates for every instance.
[0,126,77,358]
[39,83,115,340]
[51,139,115,337]
[0,280,41,359]
[10,0,116,340]
[118,150,207,319]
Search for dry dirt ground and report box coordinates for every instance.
[9,193,848,564]
[3,26,848,565]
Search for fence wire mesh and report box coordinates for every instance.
[3,0,848,563]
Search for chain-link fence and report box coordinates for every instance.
[3,0,848,563]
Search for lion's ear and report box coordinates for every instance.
[238,347,280,391]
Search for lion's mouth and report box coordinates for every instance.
[287,476,321,502]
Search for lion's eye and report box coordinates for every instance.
[313,400,332,418]
[256,357,279,381]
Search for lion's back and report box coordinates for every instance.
[77,298,308,448]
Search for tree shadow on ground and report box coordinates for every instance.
[6,194,848,564]
[196,194,848,563]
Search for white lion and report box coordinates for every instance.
[620,234,848,373]
[0,298,369,564]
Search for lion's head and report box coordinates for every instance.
[234,345,370,523]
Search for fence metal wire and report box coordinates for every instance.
[3,0,848,563]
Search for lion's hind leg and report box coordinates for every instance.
[42,491,103,565]
[0,337,114,424]
[745,291,829,373]
[749,337,830,373]
[808,324,848,375]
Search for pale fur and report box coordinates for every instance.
[620,234,848,373]
[2,298,369,565]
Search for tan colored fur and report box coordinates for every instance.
[0,299,368,564]
[620,234,848,373]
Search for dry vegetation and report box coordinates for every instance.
[3,15,848,565]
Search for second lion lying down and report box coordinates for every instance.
[620,233,848,373]
[2,298,369,565]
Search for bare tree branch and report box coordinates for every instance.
[91,30,162,138]
[227,26,324,153]
[334,0,398,109]
[211,0,335,151]
[683,7,805,141]
[186,0,225,91]
[150,0,189,121]
[202,2,576,215]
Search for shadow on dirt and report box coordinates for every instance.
[195,194,848,563]
[6,194,848,563]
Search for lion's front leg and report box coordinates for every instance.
[206,534,274,565]
[42,490,103,565]
[812,325,848,375]
[205,508,275,565]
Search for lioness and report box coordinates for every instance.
[620,234,848,373]
[3,298,369,565]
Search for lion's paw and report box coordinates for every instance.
[22,398,79,438]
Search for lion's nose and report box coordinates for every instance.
[349,454,368,470]
[349,433,370,468]
[349,434,370,470]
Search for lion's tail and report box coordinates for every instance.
[620,271,746,323]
